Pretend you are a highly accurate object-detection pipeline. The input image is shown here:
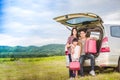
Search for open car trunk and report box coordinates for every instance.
[54,13,104,57]
[77,25,103,57]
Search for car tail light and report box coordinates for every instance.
[100,37,110,52]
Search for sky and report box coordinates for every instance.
[0,0,120,46]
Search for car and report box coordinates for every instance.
[54,13,120,72]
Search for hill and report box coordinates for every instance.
[0,44,65,58]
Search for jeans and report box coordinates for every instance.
[79,54,95,76]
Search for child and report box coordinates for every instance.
[71,38,81,78]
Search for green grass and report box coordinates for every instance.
[0,56,120,80]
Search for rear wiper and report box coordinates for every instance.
[82,21,91,25]
[82,20,99,25]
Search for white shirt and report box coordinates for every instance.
[79,39,86,55]
[72,45,80,60]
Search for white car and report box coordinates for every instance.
[54,13,120,72]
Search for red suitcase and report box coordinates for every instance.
[69,61,80,70]
[85,39,97,54]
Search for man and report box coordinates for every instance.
[78,29,95,76]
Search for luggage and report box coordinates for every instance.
[69,61,80,70]
[90,32,100,40]
[85,39,97,54]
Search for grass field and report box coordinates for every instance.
[0,56,120,80]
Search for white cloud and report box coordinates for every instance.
[0,34,66,46]
[3,22,40,35]
[3,20,68,38]
[5,7,34,18]
[2,0,120,46]
[69,0,104,6]
[68,0,108,10]
[104,12,120,21]
[5,6,53,19]
[103,11,120,24]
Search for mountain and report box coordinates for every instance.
[0,44,65,58]
[39,44,65,56]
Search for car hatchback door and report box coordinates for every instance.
[54,13,103,28]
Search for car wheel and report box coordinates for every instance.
[118,59,120,72]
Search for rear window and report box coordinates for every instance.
[66,17,98,24]
[110,26,120,38]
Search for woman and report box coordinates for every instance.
[65,28,78,78]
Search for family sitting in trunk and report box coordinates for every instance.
[65,28,96,79]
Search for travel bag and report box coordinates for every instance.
[85,39,97,54]
[69,61,80,70]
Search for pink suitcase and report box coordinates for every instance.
[69,61,80,70]
[85,39,97,54]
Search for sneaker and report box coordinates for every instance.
[89,70,95,76]
[69,77,74,80]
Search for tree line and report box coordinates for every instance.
[0,44,65,58]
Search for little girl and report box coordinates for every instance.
[71,38,81,78]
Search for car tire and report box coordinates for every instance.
[118,59,120,73]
